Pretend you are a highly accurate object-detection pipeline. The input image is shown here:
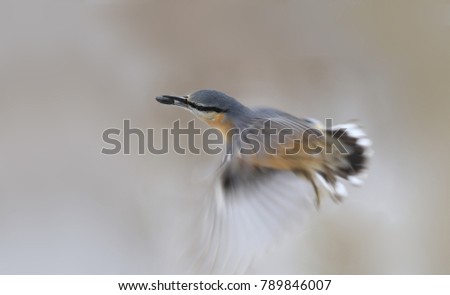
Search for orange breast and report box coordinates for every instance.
[204,113,235,138]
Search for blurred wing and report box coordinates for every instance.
[193,157,317,274]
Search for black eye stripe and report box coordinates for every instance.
[187,100,227,113]
[161,95,227,113]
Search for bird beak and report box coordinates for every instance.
[155,95,188,108]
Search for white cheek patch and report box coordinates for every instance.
[189,108,215,121]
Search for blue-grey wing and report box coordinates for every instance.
[250,107,323,131]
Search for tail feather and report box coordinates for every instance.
[326,123,372,186]
[309,123,372,203]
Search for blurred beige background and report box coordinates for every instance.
[1,0,449,274]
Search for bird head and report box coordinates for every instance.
[156,89,249,133]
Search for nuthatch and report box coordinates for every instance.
[156,89,372,273]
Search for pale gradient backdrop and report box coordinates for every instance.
[1,0,449,274]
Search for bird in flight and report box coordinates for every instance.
[156,89,372,274]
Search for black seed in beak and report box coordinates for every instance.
[155,95,176,105]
